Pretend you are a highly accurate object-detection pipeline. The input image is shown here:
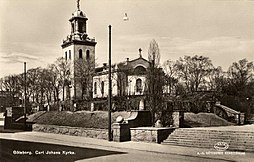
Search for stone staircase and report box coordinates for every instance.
[162,128,254,152]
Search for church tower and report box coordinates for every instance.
[61,0,96,102]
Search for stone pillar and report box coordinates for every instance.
[172,111,184,128]
[47,105,50,112]
[237,113,245,125]
[70,85,74,100]
[112,123,130,142]
[90,103,94,112]
[240,113,245,125]
[139,99,144,110]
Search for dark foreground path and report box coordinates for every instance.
[0,139,125,162]
[1,138,232,162]
[1,130,254,162]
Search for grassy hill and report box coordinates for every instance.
[30,111,130,129]
[29,111,235,129]
[184,112,235,127]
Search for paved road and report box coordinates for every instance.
[1,125,253,162]
[0,138,229,162]
[0,138,124,162]
[2,115,254,161]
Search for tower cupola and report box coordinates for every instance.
[62,0,92,42]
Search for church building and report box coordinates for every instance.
[92,49,151,110]
[61,0,151,110]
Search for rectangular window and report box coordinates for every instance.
[94,82,97,95]
[69,50,71,59]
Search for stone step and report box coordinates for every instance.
[162,141,212,148]
[165,138,254,146]
[162,142,254,151]
[173,131,254,136]
[163,140,254,149]
[171,132,254,139]
[166,136,254,142]
[170,132,254,136]
[170,139,254,143]
[167,137,254,142]
[162,128,254,152]
[167,135,254,141]
[172,133,254,137]
[175,129,254,134]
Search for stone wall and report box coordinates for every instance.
[130,127,175,143]
[33,124,108,140]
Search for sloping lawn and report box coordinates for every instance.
[30,111,234,129]
[31,111,130,129]
[184,112,235,127]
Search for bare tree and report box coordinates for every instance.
[146,39,165,125]
[176,55,214,93]
[26,68,41,103]
[74,57,95,100]
[55,57,71,101]
[47,64,61,103]
[207,66,224,92]
[1,74,22,106]
[219,59,254,115]
[148,39,160,67]
[0,78,4,91]
[228,59,254,91]
[163,60,179,95]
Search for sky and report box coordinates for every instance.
[0,0,254,77]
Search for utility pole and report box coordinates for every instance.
[108,25,112,141]
[152,59,155,125]
[24,62,27,131]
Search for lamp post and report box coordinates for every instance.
[24,62,27,131]
[108,25,112,141]
[107,13,128,141]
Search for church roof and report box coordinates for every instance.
[69,0,87,21]
[94,56,151,75]
[72,10,86,18]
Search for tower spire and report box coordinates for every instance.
[77,0,80,10]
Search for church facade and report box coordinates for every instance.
[92,50,151,110]
[61,1,151,110]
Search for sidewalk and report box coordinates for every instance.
[1,130,254,162]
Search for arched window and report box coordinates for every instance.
[136,79,142,93]
[78,22,83,33]
[71,23,74,33]
[94,82,97,95]
[101,81,104,95]
[65,51,68,60]
[79,49,83,59]
[69,50,71,59]
[86,50,90,60]
[134,66,146,74]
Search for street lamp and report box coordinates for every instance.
[108,13,129,141]
[108,25,112,141]
[24,62,27,131]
